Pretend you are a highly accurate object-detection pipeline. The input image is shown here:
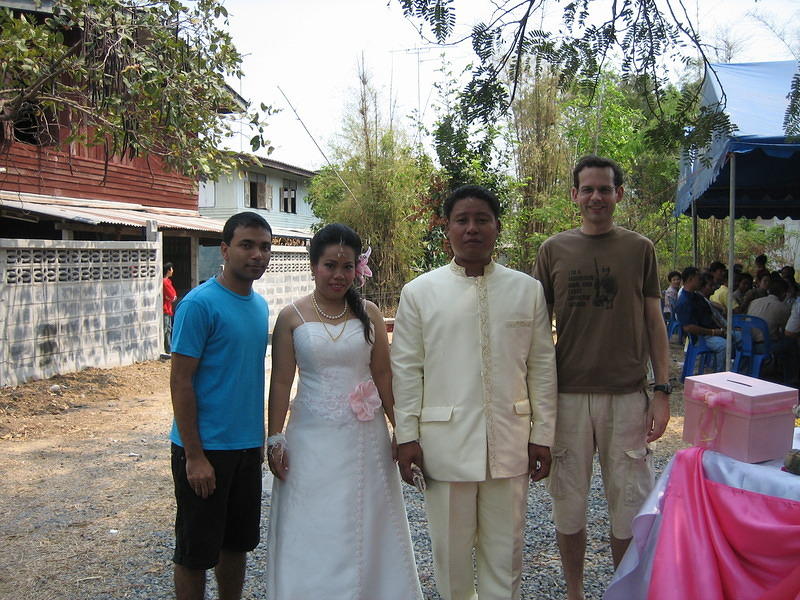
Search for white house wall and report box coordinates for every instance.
[755,217,800,271]
[199,168,318,232]
[1,239,161,387]
[198,173,242,220]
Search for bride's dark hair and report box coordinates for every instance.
[309,224,373,343]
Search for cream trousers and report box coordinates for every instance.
[424,473,530,600]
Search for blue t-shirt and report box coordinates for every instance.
[674,289,717,333]
[169,278,269,450]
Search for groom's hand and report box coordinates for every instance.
[397,441,424,486]
[528,443,551,482]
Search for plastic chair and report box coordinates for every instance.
[732,314,771,378]
[680,335,716,381]
[667,314,685,344]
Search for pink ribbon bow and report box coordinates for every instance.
[691,386,734,408]
[348,380,381,421]
[354,247,372,288]
[691,385,734,444]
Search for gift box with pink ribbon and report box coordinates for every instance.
[682,372,798,463]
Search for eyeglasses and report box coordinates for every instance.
[577,186,618,197]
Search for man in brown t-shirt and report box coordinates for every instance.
[533,155,670,600]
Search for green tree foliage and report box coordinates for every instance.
[307,64,429,309]
[503,67,682,274]
[504,68,575,273]
[0,0,273,178]
[397,0,798,150]
[414,58,516,272]
[660,215,789,278]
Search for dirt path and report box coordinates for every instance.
[0,361,176,600]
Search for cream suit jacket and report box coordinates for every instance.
[391,260,558,482]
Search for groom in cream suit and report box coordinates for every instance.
[392,184,558,600]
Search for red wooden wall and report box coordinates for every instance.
[0,141,197,211]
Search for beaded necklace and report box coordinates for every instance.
[312,291,348,320]
[311,292,349,342]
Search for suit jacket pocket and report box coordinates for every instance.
[513,400,532,415]
[504,319,533,355]
[505,319,533,328]
[420,406,454,422]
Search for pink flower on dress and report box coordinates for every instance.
[348,380,381,421]
[354,247,373,288]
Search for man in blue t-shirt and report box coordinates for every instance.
[170,211,271,600]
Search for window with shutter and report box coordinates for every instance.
[257,182,267,209]
[281,180,297,214]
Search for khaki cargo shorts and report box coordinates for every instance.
[546,391,654,540]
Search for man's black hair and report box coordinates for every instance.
[681,266,699,283]
[667,270,681,281]
[442,184,501,220]
[572,155,624,188]
[699,272,716,289]
[768,278,788,297]
[222,211,272,245]
[708,261,726,273]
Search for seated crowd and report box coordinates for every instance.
[666,256,800,387]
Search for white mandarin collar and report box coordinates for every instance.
[448,258,497,278]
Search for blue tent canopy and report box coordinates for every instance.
[675,61,800,219]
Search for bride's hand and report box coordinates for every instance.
[391,433,398,462]
[267,444,289,481]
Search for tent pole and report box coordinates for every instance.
[692,199,698,266]
[726,152,736,370]
[672,215,679,270]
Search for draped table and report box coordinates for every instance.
[605,429,800,600]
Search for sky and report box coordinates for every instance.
[219,0,799,171]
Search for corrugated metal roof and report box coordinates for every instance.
[0,191,222,233]
[0,191,312,238]
[232,153,317,179]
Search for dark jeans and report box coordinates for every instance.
[164,314,173,354]
[755,338,800,387]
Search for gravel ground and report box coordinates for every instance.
[0,355,688,599]
[195,442,678,600]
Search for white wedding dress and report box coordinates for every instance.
[265,310,423,600]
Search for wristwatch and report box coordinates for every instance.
[653,383,673,395]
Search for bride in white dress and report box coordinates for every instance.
[265,223,422,599]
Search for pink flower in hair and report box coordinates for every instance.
[348,380,381,421]
[355,246,372,288]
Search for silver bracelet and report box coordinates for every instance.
[266,433,286,447]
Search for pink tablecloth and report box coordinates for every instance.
[605,429,800,600]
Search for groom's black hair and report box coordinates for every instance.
[442,184,501,220]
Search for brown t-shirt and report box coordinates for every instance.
[533,226,661,393]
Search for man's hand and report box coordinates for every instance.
[397,441,424,486]
[528,443,551,482]
[186,454,216,499]
[646,393,671,442]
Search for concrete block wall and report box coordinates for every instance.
[254,245,314,332]
[1,239,162,387]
